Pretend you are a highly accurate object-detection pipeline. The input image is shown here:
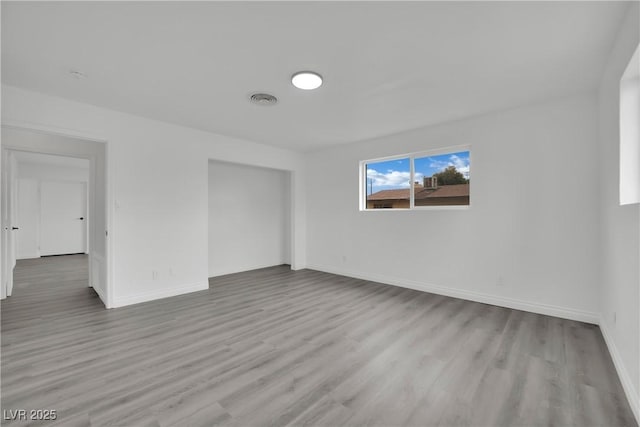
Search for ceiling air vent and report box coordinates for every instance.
[250,93,278,106]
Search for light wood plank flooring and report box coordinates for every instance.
[1,255,637,427]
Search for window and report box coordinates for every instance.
[620,44,639,205]
[365,157,410,209]
[362,147,470,210]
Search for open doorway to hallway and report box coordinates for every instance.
[1,126,109,308]
[9,152,92,307]
[6,255,102,322]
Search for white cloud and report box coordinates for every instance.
[428,154,470,179]
[367,168,411,188]
[429,159,449,169]
[449,154,470,179]
[367,152,470,193]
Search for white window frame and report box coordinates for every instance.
[360,144,471,211]
[619,44,639,206]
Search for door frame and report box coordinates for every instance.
[1,122,112,308]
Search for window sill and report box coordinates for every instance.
[361,205,471,212]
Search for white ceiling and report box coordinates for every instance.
[1,1,631,152]
[14,151,90,169]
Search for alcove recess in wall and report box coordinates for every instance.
[207,160,291,277]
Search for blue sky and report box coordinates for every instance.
[366,151,470,194]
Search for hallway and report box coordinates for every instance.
[2,254,100,327]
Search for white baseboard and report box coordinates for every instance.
[16,252,40,260]
[111,281,208,308]
[599,317,640,424]
[306,264,600,324]
[306,264,639,421]
[209,262,289,278]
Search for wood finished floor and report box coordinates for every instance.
[1,255,636,427]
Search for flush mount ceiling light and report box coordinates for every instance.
[250,93,278,106]
[291,71,323,90]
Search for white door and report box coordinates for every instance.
[1,150,18,297]
[40,181,87,256]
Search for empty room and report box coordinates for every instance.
[1,1,638,427]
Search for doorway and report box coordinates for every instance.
[1,126,109,308]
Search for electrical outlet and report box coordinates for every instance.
[613,312,617,324]
[342,255,347,263]
[152,270,158,280]
[496,275,504,286]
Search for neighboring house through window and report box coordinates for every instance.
[362,147,471,210]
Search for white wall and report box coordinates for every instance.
[306,93,601,323]
[597,2,640,420]
[16,162,90,259]
[19,161,89,183]
[208,161,290,277]
[1,85,306,308]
